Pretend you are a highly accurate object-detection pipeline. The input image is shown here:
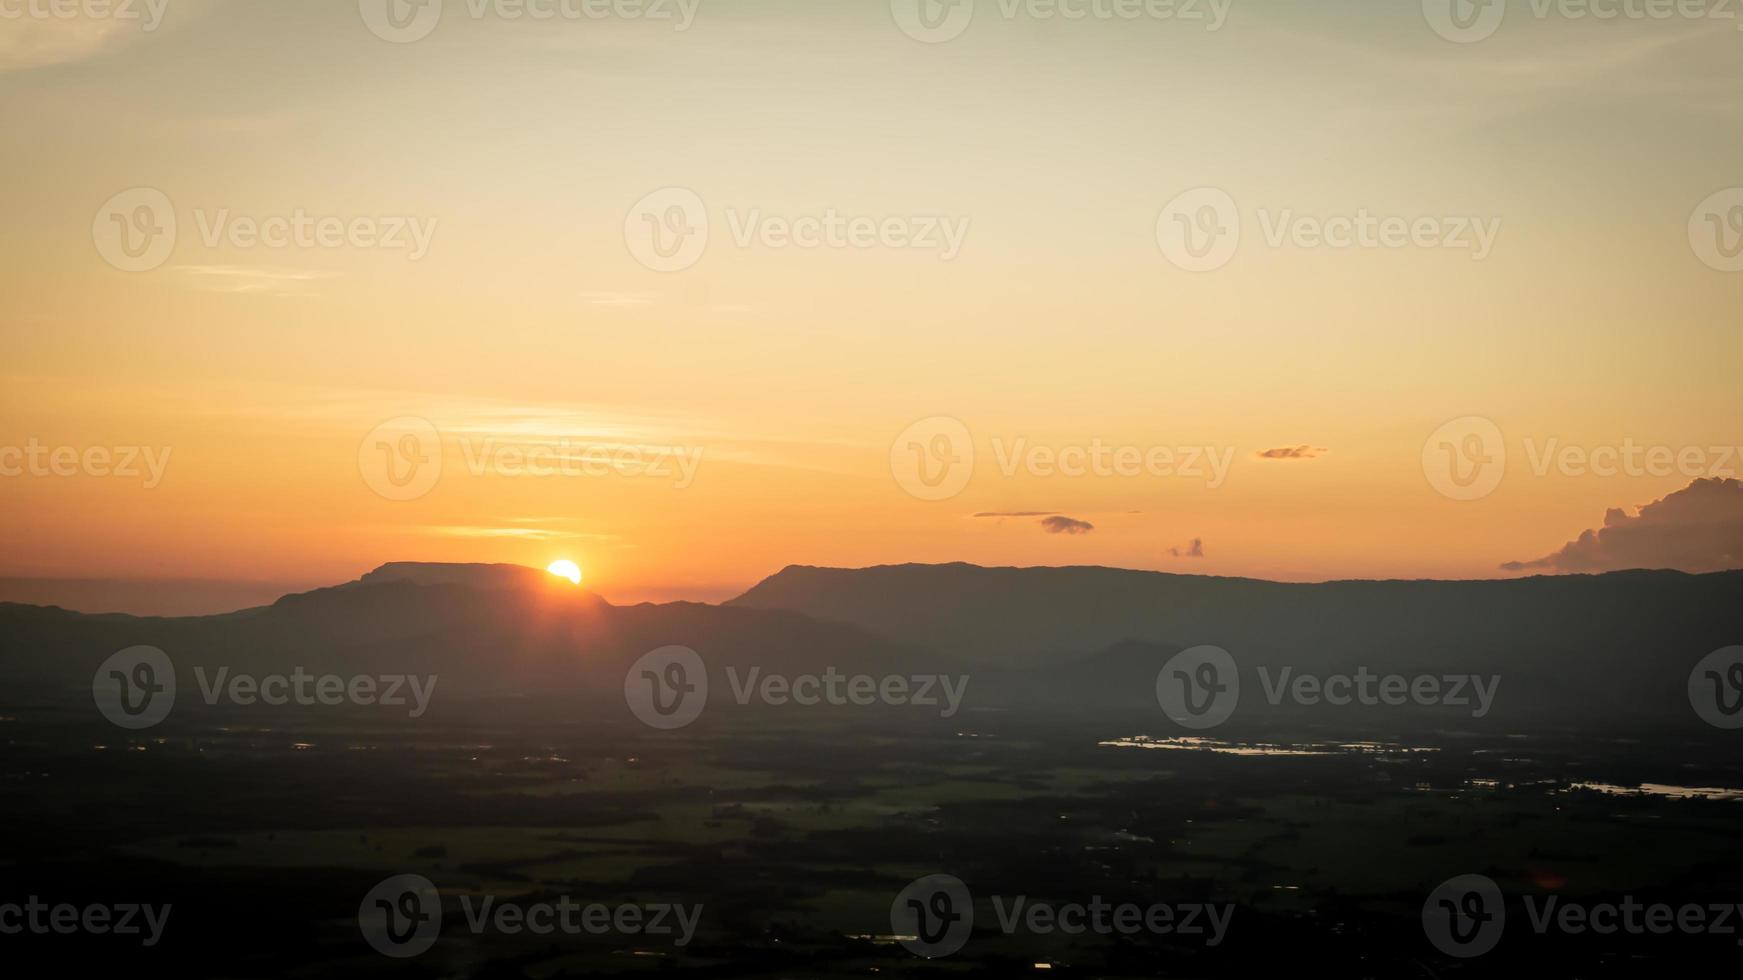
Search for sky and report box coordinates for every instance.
[2,0,1741,612]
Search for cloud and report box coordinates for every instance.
[178,265,338,296]
[1168,538,1205,559]
[1040,516,1095,535]
[0,17,133,73]
[1502,478,1743,574]
[1257,445,1327,459]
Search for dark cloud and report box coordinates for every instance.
[1502,478,1743,574]
[1168,538,1205,558]
[1041,516,1095,535]
[1257,446,1327,460]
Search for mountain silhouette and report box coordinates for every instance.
[3,561,1738,732]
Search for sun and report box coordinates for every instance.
[546,559,582,586]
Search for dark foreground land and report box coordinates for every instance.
[4,706,1743,978]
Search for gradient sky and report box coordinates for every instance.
[2,0,1740,611]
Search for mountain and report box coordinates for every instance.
[0,563,945,725]
[731,563,1743,730]
[4,561,1739,733]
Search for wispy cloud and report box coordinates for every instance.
[421,525,622,543]
[1041,516,1095,535]
[1168,538,1205,559]
[0,15,145,73]
[177,265,338,296]
[1256,445,1327,460]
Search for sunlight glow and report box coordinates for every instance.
[546,560,582,586]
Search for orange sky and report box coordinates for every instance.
[2,1,1740,611]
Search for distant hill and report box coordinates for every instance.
[0,563,944,725]
[3,561,1739,733]
[731,562,1743,730]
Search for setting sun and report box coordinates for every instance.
[546,560,582,586]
